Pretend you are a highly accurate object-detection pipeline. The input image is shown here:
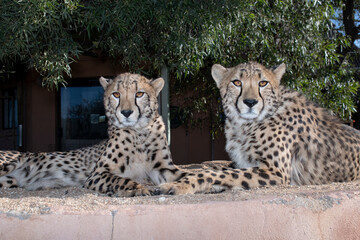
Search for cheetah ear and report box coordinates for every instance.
[211,64,227,88]
[99,76,113,89]
[150,77,164,96]
[272,63,286,83]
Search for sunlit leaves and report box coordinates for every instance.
[0,0,358,121]
[0,0,82,89]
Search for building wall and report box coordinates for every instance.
[170,126,229,164]
[24,71,57,152]
[71,55,127,78]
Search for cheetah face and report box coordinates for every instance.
[211,62,286,121]
[100,73,164,129]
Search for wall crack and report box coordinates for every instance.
[110,210,118,240]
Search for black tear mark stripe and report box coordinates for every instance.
[114,94,122,124]
[134,82,142,119]
[115,95,121,112]
[258,85,265,113]
[113,79,121,111]
[235,85,242,114]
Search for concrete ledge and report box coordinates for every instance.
[1,181,360,240]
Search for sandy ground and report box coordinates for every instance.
[1,161,360,214]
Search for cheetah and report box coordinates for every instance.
[0,73,185,196]
[84,73,185,197]
[160,62,360,194]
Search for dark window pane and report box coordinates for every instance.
[60,79,107,150]
[2,89,18,130]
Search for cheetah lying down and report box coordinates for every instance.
[1,63,359,197]
[0,73,185,197]
[160,62,360,194]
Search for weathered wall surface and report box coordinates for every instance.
[1,182,360,240]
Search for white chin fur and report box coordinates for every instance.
[111,119,137,129]
[121,121,137,127]
[239,112,259,120]
[120,118,149,129]
[111,114,151,130]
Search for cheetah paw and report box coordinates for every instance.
[159,182,196,195]
[123,185,152,197]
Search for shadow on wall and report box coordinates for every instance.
[170,125,229,165]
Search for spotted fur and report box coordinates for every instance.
[84,73,185,197]
[0,143,105,190]
[160,62,360,194]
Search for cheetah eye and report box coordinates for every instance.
[258,81,268,87]
[135,92,145,98]
[232,80,242,87]
[112,92,120,98]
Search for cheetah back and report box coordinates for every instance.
[0,142,106,190]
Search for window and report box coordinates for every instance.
[2,88,18,129]
[60,78,107,150]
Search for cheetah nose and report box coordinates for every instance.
[121,109,133,118]
[243,99,258,108]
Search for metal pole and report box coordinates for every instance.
[160,65,170,145]
[11,96,16,149]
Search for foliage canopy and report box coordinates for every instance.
[0,0,359,133]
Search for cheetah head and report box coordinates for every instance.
[100,73,164,129]
[211,62,286,121]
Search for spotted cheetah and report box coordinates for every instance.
[83,73,186,197]
[0,73,185,196]
[160,62,360,194]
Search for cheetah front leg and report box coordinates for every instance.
[85,170,151,197]
[147,146,187,185]
[160,167,288,195]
